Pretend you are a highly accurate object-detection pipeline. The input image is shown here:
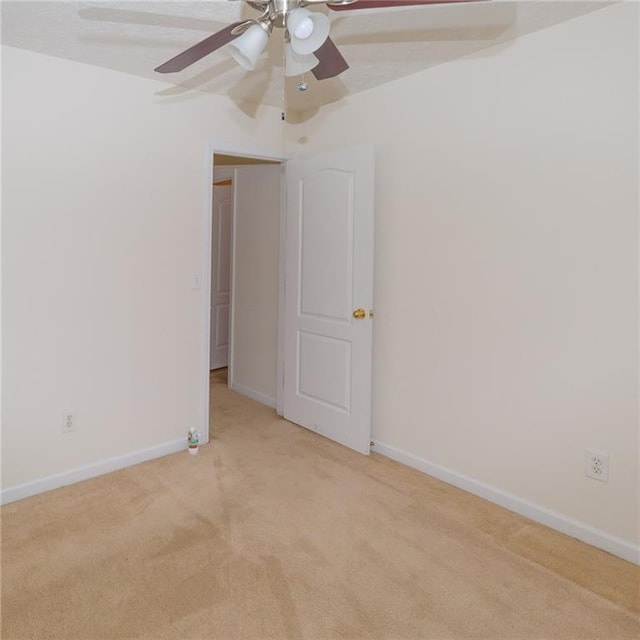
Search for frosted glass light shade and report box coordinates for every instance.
[227,23,269,70]
[285,44,318,77]
[288,8,329,55]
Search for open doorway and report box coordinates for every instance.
[209,153,283,419]
[203,144,375,455]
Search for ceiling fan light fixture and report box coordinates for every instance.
[287,8,330,55]
[227,21,270,70]
[285,44,318,77]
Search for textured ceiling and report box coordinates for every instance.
[1,1,612,114]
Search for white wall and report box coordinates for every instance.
[287,4,639,556]
[229,164,281,406]
[1,45,283,497]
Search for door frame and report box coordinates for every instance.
[200,143,288,445]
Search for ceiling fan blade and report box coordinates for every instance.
[155,21,247,73]
[328,0,487,10]
[311,37,349,80]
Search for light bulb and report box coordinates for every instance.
[293,16,314,40]
[288,8,329,55]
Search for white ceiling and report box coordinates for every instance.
[1,0,612,114]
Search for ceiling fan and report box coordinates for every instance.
[155,0,489,80]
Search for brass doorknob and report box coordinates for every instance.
[352,308,366,320]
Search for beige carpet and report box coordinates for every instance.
[1,369,639,639]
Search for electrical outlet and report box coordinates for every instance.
[585,450,609,482]
[62,413,77,433]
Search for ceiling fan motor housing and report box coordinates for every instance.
[269,0,299,28]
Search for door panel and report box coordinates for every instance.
[299,170,354,320]
[298,331,352,411]
[214,304,230,347]
[283,145,374,455]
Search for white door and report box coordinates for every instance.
[210,176,233,370]
[283,145,374,455]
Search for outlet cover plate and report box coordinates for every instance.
[62,413,77,433]
[585,450,609,482]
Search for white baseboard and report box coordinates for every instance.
[372,440,640,566]
[229,381,276,409]
[1,438,186,506]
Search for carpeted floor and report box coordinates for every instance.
[1,368,639,639]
